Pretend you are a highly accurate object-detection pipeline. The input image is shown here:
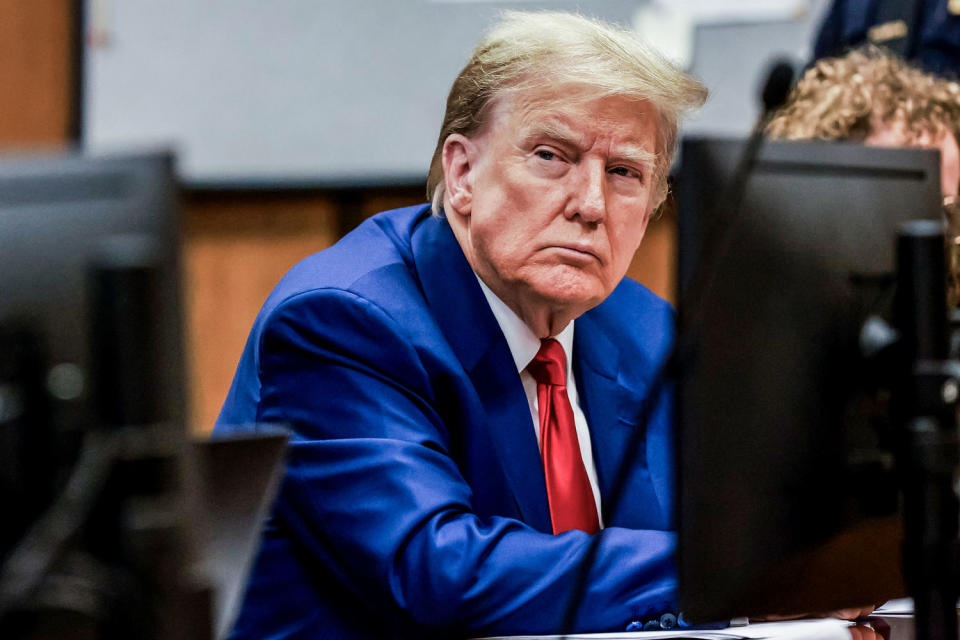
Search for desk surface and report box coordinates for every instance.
[480,615,919,639]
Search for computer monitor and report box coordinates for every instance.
[0,151,291,639]
[0,150,185,558]
[675,137,943,621]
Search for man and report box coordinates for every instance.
[214,11,706,639]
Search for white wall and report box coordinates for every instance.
[83,0,831,186]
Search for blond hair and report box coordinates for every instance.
[767,47,960,144]
[426,10,707,214]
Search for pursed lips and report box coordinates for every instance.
[543,242,603,263]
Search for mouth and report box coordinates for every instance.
[547,243,602,263]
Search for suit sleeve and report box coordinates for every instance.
[252,287,677,636]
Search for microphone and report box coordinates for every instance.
[741,57,797,178]
[760,59,796,116]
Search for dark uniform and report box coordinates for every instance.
[814,0,960,77]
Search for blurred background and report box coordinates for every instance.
[1,0,833,433]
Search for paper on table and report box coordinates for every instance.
[874,596,960,616]
[479,617,852,640]
[874,598,914,616]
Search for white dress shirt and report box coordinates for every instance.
[475,276,604,527]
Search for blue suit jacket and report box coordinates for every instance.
[214,204,678,639]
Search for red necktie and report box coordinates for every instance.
[527,339,600,535]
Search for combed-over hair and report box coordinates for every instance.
[426,11,707,215]
[767,46,960,144]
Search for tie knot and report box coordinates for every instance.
[527,338,567,387]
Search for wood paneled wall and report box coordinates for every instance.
[628,199,677,307]
[183,193,339,431]
[2,0,677,433]
[0,1,74,146]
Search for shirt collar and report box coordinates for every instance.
[474,275,575,375]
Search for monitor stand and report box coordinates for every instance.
[895,221,960,640]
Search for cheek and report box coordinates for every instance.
[613,206,651,250]
[473,168,535,227]
[470,207,528,268]
[607,212,651,276]
[478,178,562,242]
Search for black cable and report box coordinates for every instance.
[0,431,117,620]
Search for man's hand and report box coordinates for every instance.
[848,625,884,640]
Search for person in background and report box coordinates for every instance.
[214,11,707,639]
[766,46,960,302]
[813,0,960,77]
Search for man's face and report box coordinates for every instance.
[443,90,660,334]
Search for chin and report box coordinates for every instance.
[528,275,607,310]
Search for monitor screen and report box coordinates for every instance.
[675,137,943,620]
[0,150,184,558]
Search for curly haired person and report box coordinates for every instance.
[768,46,960,303]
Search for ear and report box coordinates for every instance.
[441,133,478,217]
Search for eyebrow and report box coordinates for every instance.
[613,144,658,172]
[521,120,582,148]
[520,120,658,171]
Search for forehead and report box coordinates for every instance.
[482,88,659,148]
[867,114,947,146]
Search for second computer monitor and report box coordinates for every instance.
[676,138,943,620]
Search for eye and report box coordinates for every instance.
[610,166,642,181]
[535,149,558,161]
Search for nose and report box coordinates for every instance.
[568,160,607,224]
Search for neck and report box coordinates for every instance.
[505,295,575,339]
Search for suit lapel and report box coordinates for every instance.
[410,213,551,531]
[572,314,623,515]
[574,309,658,527]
